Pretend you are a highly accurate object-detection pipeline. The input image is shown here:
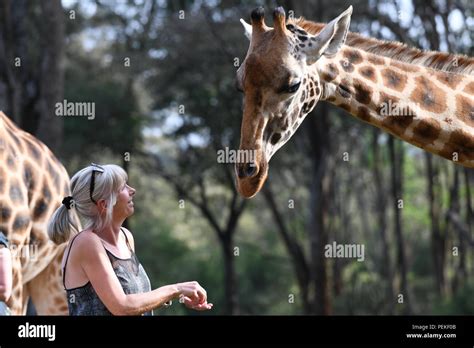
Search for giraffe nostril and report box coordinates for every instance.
[236,163,258,178]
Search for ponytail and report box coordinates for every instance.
[47,202,80,245]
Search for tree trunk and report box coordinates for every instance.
[35,0,65,152]
[262,184,311,313]
[425,153,446,295]
[372,130,395,313]
[0,0,23,122]
[449,167,464,293]
[464,169,473,278]
[389,137,411,314]
[222,234,237,314]
[306,104,331,315]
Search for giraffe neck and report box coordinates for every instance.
[316,47,474,167]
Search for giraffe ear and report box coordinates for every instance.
[304,6,352,64]
[240,18,252,40]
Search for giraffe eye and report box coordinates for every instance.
[287,81,301,93]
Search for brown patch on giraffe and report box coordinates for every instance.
[412,118,442,145]
[270,133,281,145]
[440,129,474,162]
[302,102,309,113]
[7,155,16,169]
[410,76,447,113]
[359,66,377,83]
[326,96,337,103]
[0,167,5,192]
[9,179,24,203]
[343,50,363,65]
[464,82,474,94]
[353,79,372,105]
[382,116,415,134]
[23,162,36,202]
[300,90,306,102]
[357,106,372,122]
[381,68,407,92]
[367,55,385,65]
[377,92,399,115]
[339,103,352,113]
[12,214,30,231]
[1,206,12,223]
[10,132,22,149]
[54,297,65,306]
[24,137,42,161]
[436,72,463,89]
[390,60,419,72]
[321,63,338,82]
[33,199,48,220]
[378,93,415,133]
[47,159,61,184]
[42,184,52,201]
[456,95,474,127]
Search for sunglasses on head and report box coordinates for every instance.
[90,163,104,204]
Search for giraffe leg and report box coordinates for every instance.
[27,245,68,315]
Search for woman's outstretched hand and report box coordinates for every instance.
[177,281,213,311]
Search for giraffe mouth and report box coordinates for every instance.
[235,160,269,198]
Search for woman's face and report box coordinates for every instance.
[113,182,136,220]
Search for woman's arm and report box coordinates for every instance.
[0,245,13,302]
[77,233,210,315]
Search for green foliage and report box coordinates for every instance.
[433,281,474,315]
[333,261,388,315]
[62,55,143,158]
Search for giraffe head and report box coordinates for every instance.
[235,6,352,198]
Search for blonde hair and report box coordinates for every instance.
[48,164,128,244]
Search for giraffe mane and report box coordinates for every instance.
[290,18,474,76]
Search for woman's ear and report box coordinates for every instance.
[97,199,108,214]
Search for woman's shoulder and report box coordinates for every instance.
[69,230,104,255]
[62,230,105,270]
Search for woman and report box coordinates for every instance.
[0,231,12,315]
[48,163,212,315]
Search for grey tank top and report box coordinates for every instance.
[63,229,152,316]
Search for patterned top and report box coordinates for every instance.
[63,229,152,316]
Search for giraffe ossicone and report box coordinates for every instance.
[235,6,474,199]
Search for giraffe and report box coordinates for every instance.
[234,6,474,198]
[0,111,77,314]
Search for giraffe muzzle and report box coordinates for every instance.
[235,160,268,198]
[236,162,258,179]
